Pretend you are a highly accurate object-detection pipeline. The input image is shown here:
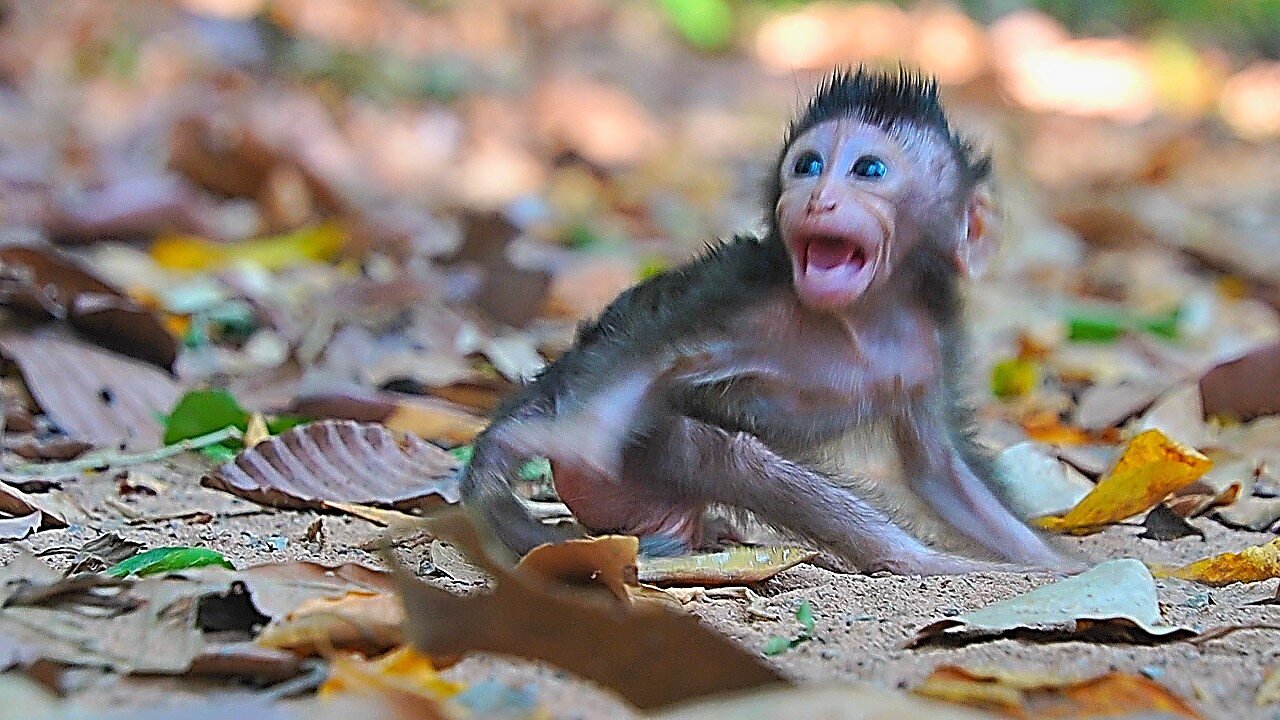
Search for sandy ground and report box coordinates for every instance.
[5,457,1280,719]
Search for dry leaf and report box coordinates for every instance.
[1153,538,1280,586]
[636,546,818,587]
[394,510,786,710]
[517,535,639,601]
[0,331,183,452]
[244,413,270,448]
[908,559,1196,647]
[991,443,1094,520]
[0,245,178,369]
[0,511,41,540]
[1201,341,1280,420]
[914,665,1201,718]
[323,501,421,527]
[290,389,486,445]
[0,481,68,531]
[203,420,459,511]
[255,591,403,656]
[1035,429,1212,534]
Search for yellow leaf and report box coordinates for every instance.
[244,413,270,448]
[991,357,1039,399]
[1153,537,1280,586]
[1035,429,1212,535]
[320,645,462,701]
[637,546,818,586]
[152,221,345,272]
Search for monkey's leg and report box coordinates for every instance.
[674,419,1017,575]
[893,412,1065,569]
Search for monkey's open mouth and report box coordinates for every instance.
[803,234,868,273]
[792,233,876,308]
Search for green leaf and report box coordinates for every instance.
[762,635,793,656]
[105,547,233,578]
[796,599,815,636]
[200,444,239,463]
[163,390,250,445]
[1067,313,1124,342]
[661,0,734,51]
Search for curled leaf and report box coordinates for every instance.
[203,420,460,511]
[1035,429,1212,535]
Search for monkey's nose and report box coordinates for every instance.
[807,197,837,214]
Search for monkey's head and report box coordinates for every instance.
[767,67,994,312]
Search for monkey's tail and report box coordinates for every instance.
[460,445,572,556]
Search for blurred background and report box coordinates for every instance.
[2,0,1279,422]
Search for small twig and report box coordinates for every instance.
[4,427,243,476]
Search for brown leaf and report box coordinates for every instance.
[255,591,403,656]
[517,535,639,601]
[447,213,552,328]
[236,560,397,619]
[202,421,459,511]
[914,665,1202,719]
[0,554,204,673]
[394,510,786,711]
[0,246,177,369]
[0,331,183,451]
[290,389,486,445]
[1201,341,1280,420]
[0,481,69,531]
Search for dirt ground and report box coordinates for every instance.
[6,459,1280,720]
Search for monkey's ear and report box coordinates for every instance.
[954,187,998,278]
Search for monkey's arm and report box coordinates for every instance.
[892,401,1064,568]
[660,418,1018,574]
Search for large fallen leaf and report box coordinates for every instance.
[1153,538,1280,586]
[395,510,786,710]
[907,559,1196,647]
[202,420,459,511]
[0,332,182,451]
[1072,380,1168,431]
[914,665,1201,718]
[653,684,997,720]
[1035,429,1212,534]
[0,245,177,369]
[636,546,817,586]
[0,511,40,540]
[1201,341,1280,420]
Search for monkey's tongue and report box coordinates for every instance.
[806,238,857,271]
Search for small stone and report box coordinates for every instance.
[1181,592,1212,609]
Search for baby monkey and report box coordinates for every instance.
[462,67,1068,575]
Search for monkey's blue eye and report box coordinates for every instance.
[792,151,823,177]
[852,155,887,179]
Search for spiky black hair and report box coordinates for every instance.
[765,67,991,223]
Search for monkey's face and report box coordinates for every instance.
[776,118,935,311]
